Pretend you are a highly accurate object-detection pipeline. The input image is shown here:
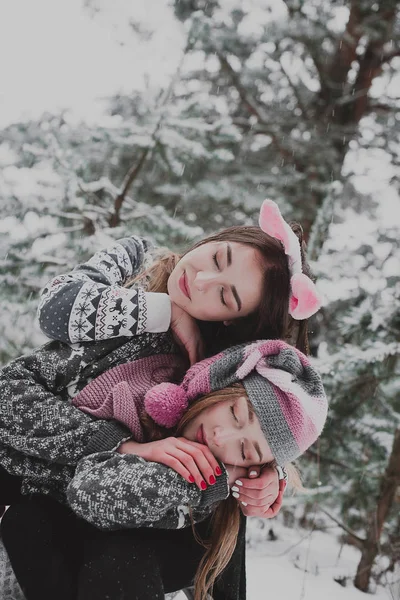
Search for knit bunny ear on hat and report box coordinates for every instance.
[259,199,322,320]
[144,383,188,428]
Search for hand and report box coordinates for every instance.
[170,302,205,365]
[225,464,249,488]
[117,437,222,490]
[230,465,286,518]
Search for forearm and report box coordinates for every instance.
[37,236,171,344]
[67,451,229,530]
[0,358,130,466]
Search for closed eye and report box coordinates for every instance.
[220,288,227,306]
[230,405,238,423]
[241,442,246,461]
[213,252,220,270]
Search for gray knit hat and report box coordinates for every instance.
[145,340,328,465]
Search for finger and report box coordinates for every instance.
[166,449,208,490]
[179,439,222,479]
[233,476,276,491]
[174,440,219,487]
[177,443,218,487]
[247,465,261,479]
[231,486,277,506]
[263,491,284,518]
[233,489,278,505]
[161,453,199,486]
[232,478,278,499]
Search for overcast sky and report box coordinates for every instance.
[0,0,184,127]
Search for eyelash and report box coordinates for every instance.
[212,252,220,270]
[230,405,238,423]
[231,406,246,461]
[213,253,227,307]
[220,288,226,307]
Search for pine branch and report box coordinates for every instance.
[216,52,305,171]
[279,58,310,118]
[108,29,195,227]
[305,448,351,470]
[318,507,365,550]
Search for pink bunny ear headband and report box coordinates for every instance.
[259,199,322,320]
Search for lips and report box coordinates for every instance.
[179,271,191,299]
[196,424,207,445]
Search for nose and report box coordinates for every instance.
[213,426,238,447]
[193,271,219,292]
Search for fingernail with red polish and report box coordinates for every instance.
[215,466,222,476]
[188,475,195,483]
[209,475,216,485]
[200,480,207,490]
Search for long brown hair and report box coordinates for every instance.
[141,384,301,600]
[126,223,313,355]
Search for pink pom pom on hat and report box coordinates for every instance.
[259,199,322,320]
[144,382,188,428]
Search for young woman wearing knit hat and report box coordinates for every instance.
[0,200,323,600]
[61,338,327,600]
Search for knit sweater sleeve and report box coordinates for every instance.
[67,451,229,530]
[0,355,130,467]
[37,235,171,344]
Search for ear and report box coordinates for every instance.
[223,320,233,326]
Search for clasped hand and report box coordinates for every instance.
[118,438,284,518]
[118,437,221,490]
[225,463,285,518]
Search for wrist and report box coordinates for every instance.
[117,440,143,455]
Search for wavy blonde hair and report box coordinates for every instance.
[141,384,302,600]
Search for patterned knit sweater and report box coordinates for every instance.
[0,235,229,530]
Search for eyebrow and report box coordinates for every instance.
[254,441,263,463]
[226,243,232,266]
[246,404,263,462]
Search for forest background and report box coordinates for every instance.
[0,0,399,596]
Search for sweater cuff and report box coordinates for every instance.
[276,465,288,483]
[198,467,229,509]
[83,421,131,456]
[144,293,171,333]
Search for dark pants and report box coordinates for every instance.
[1,494,208,600]
[0,465,23,505]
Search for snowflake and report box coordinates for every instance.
[71,319,86,337]
[80,285,98,302]
[75,302,92,317]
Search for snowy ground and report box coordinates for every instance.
[173,517,398,600]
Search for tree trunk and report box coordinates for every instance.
[354,428,400,592]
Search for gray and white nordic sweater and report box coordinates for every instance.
[0,235,229,530]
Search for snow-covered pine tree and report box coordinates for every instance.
[0,107,205,364]
[310,200,400,589]
[170,0,399,247]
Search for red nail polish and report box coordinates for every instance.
[209,475,216,485]
[200,480,207,490]
[215,466,222,476]
[189,475,195,483]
